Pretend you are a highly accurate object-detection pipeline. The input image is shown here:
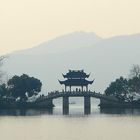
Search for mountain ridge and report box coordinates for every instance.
[13,31,102,55]
[3,31,140,93]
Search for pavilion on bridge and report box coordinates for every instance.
[59,70,94,92]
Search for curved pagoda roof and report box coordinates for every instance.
[59,79,94,86]
[59,70,94,86]
[62,70,90,79]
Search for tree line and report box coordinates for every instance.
[0,56,42,102]
[105,65,140,102]
[0,56,140,103]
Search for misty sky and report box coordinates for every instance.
[0,0,140,55]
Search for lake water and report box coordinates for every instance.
[0,98,140,140]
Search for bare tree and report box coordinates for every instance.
[130,64,140,78]
[0,56,4,66]
[0,56,6,83]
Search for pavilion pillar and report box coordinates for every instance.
[86,86,88,92]
[84,96,91,114]
[63,96,69,115]
[70,86,71,93]
[81,86,83,92]
[65,86,67,92]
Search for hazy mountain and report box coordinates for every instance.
[3,32,140,93]
[14,31,102,55]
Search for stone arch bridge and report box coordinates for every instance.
[35,91,117,114]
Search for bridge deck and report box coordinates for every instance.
[35,91,118,103]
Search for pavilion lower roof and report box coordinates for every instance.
[59,79,94,86]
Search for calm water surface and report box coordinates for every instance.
[0,98,140,140]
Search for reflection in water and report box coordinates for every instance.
[0,107,140,116]
[0,96,140,116]
[0,102,140,140]
[0,108,53,116]
[100,108,140,115]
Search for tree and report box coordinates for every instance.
[0,56,6,83]
[128,64,140,94]
[130,64,140,78]
[7,74,42,101]
[0,84,8,98]
[128,75,140,93]
[105,77,128,96]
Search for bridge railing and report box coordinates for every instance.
[35,91,103,102]
[35,91,121,103]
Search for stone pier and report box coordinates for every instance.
[63,96,69,115]
[84,96,91,114]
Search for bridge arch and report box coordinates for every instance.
[40,91,103,114]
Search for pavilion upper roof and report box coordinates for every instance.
[62,70,90,79]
